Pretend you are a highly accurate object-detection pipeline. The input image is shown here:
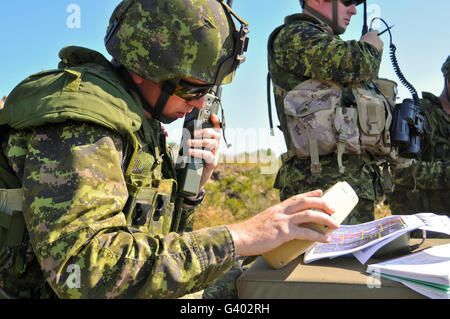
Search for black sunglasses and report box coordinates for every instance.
[174,79,214,101]
[341,0,360,6]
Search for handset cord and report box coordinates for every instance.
[371,17,420,104]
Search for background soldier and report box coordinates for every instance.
[0,0,338,299]
[268,0,389,224]
[388,55,450,219]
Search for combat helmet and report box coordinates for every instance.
[299,0,365,35]
[105,0,249,122]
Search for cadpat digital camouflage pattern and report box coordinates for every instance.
[389,91,449,217]
[269,14,383,224]
[105,0,237,85]
[0,13,239,298]
[389,55,449,218]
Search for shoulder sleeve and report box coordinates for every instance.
[22,121,235,298]
[271,22,381,84]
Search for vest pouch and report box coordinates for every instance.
[124,178,175,235]
[353,87,392,156]
[372,78,398,106]
[283,79,343,158]
[283,79,361,160]
[152,179,176,235]
[124,184,157,229]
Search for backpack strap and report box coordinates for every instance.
[0,189,25,247]
[0,189,22,217]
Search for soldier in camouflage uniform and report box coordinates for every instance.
[0,0,339,299]
[268,0,388,224]
[388,56,450,218]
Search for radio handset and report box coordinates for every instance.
[175,86,226,197]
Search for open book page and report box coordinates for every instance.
[401,280,449,299]
[304,213,450,264]
[354,213,450,264]
[366,243,450,286]
[366,243,450,299]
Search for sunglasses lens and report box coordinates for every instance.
[175,81,213,100]
[341,0,358,6]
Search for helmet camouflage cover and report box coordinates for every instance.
[442,55,450,78]
[105,0,245,85]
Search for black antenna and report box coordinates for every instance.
[362,0,368,36]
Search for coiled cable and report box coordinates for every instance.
[371,17,419,104]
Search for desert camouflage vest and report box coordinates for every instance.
[0,47,181,297]
[279,78,398,175]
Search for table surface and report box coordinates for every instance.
[237,238,449,299]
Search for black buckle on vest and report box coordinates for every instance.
[153,194,169,221]
[132,202,153,226]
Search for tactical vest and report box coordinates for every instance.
[279,78,398,175]
[0,47,185,298]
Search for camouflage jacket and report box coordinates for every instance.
[268,14,385,205]
[393,92,450,191]
[268,13,381,152]
[0,47,235,299]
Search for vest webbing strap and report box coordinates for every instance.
[0,189,25,247]
[0,189,22,216]
[309,138,322,176]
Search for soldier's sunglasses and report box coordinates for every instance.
[174,80,214,101]
[340,0,361,6]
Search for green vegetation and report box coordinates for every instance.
[193,161,280,230]
[193,151,391,230]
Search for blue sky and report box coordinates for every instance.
[1,1,449,157]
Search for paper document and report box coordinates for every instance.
[303,213,450,264]
[366,243,450,299]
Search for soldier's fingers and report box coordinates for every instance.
[187,138,218,151]
[210,113,221,131]
[291,210,339,230]
[292,226,331,243]
[189,148,216,164]
[193,127,222,140]
[283,193,335,216]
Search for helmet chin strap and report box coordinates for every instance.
[114,62,181,124]
[146,79,180,124]
[304,0,345,35]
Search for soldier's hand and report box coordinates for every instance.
[360,30,384,54]
[227,190,339,256]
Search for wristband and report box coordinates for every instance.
[182,189,206,207]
